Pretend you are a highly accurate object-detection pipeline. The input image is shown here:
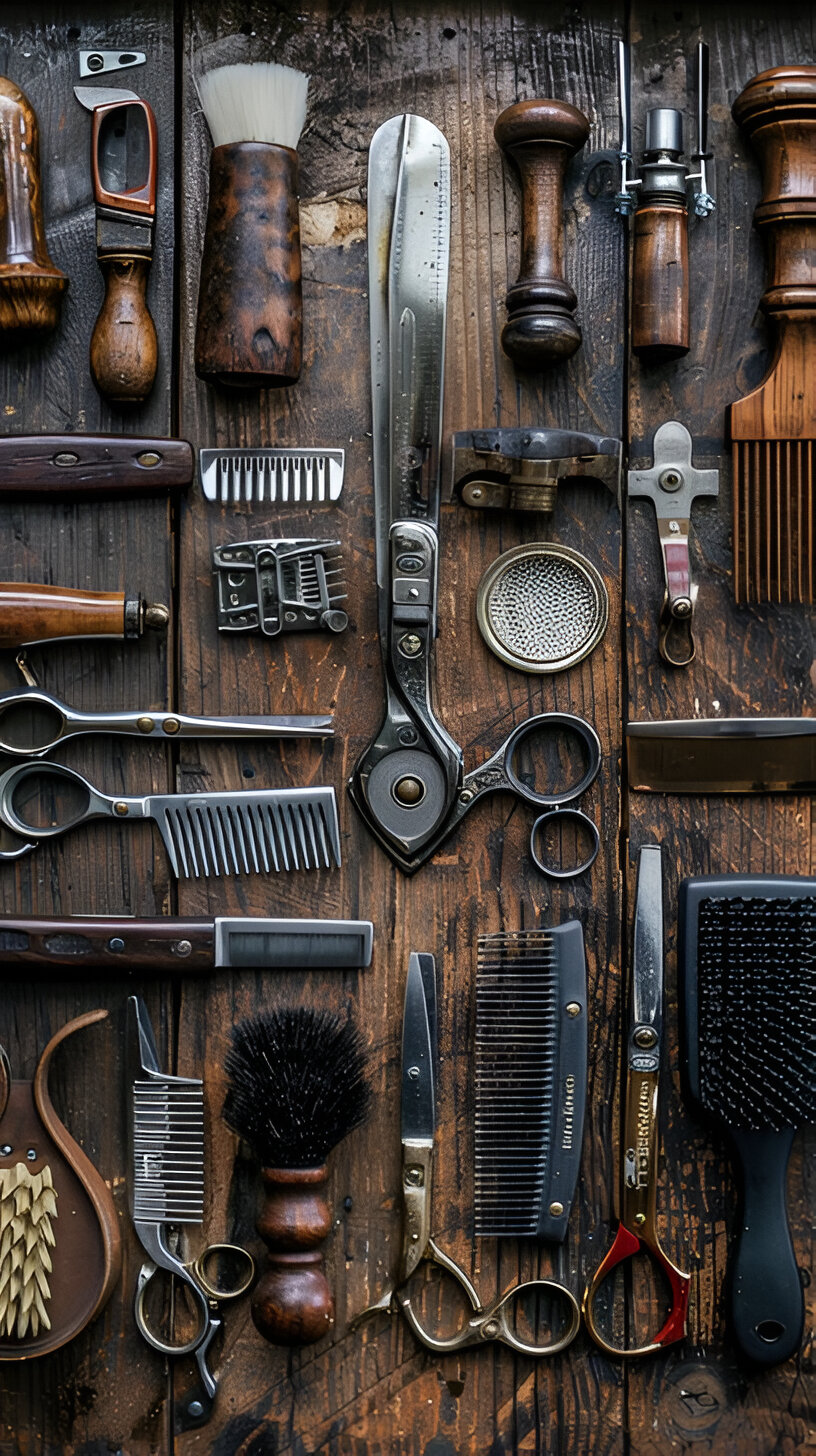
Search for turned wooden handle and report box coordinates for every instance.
[0,434,192,497]
[0,76,68,340]
[251,1166,334,1346]
[195,142,302,389]
[0,916,214,971]
[631,204,689,360]
[494,98,589,368]
[90,256,157,404]
[0,583,166,648]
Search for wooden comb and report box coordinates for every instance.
[728,67,816,604]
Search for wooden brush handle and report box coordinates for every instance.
[0,916,214,971]
[195,142,302,389]
[90,256,157,404]
[0,76,68,340]
[0,583,168,648]
[494,99,588,368]
[730,66,816,441]
[631,204,689,359]
[251,1166,334,1346]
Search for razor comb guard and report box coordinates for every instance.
[680,875,816,1367]
[200,449,345,505]
[474,924,587,1242]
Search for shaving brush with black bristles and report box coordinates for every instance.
[223,1007,371,1346]
[194,59,309,388]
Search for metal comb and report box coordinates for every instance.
[476,544,609,673]
[213,538,348,637]
[0,761,341,876]
[474,926,588,1242]
[200,448,345,505]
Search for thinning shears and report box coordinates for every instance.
[582,845,691,1355]
[353,953,581,1355]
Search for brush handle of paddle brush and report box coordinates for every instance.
[730,1125,804,1366]
[251,1167,334,1345]
[195,141,302,389]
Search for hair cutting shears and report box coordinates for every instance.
[582,845,691,1355]
[352,952,581,1355]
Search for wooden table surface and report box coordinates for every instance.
[0,1,813,1452]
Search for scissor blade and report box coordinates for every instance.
[631,845,663,1044]
[401,952,436,1143]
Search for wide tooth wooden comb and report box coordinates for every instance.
[728,67,816,604]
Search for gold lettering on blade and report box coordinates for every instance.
[561,1075,576,1150]
[635,1082,652,1187]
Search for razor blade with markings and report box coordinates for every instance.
[201,448,345,505]
[213,538,348,637]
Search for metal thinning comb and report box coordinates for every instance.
[474,926,587,1242]
[475,545,608,673]
[200,448,345,505]
[131,1076,204,1223]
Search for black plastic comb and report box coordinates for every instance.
[679,875,816,1366]
[474,924,587,1242]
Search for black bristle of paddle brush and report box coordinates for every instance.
[223,1007,371,1168]
[679,875,816,1368]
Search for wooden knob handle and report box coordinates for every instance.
[250,1166,334,1347]
[90,256,157,404]
[195,142,302,389]
[631,204,690,360]
[0,76,68,340]
[494,98,589,368]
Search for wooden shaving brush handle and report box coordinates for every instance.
[251,1166,334,1346]
[0,77,67,340]
[90,256,157,404]
[494,99,589,368]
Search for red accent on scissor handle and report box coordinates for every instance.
[582,1220,691,1356]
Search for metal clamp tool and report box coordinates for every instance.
[628,422,718,667]
[452,428,621,514]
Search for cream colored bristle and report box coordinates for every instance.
[195,61,309,150]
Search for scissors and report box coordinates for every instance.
[582,845,691,1356]
[352,952,581,1355]
[127,997,254,1431]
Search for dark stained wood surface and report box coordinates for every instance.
[0,1,811,1453]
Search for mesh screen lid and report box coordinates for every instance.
[476,544,608,673]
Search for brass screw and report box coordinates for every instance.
[399,633,422,657]
[163,718,181,735]
[394,776,424,806]
[565,1002,581,1018]
[136,451,161,468]
[114,802,129,817]
[136,716,154,733]
[634,1026,658,1049]
[549,1201,564,1217]
[635,1213,646,1225]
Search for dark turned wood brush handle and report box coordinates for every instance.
[631,204,689,359]
[195,141,302,389]
[251,1166,334,1346]
[494,99,589,368]
[90,256,157,404]
[0,76,68,340]
[0,584,168,648]
[0,916,215,971]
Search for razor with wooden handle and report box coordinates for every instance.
[75,86,158,404]
[0,435,192,497]
[0,583,168,649]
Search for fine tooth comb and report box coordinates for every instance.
[213,538,348,637]
[680,875,816,1366]
[0,761,341,876]
[200,448,345,505]
[474,926,587,1241]
[728,68,816,603]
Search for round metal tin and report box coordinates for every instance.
[475,543,608,674]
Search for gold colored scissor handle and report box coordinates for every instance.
[191,1243,255,1302]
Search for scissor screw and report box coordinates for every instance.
[114,802,129,817]
[634,1026,658,1049]
[635,1213,646,1225]
[163,718,181,734]
[399,634,422,656]
[549,1201,564,1217]
[565,1002,581,1018]
[459,789,474,804]
[483,1320,500,1338]
[136,716,154,733]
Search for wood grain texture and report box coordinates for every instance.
[627,4,815,1453]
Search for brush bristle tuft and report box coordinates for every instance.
[195,61,309,149]
[697,895,816,1132]
[223,1008,371,1167]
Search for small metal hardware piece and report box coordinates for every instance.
[79,50,146,77]
[628,422,719,667]
[476,544,609,674]
[200,448,345,505]
[616,41,715,219]
[213,538,348,638]
[452,429,621,514]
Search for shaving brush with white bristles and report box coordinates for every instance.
[194,60,308,388]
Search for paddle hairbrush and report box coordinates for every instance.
[679,875,816,1365]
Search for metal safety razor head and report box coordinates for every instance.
[452,429,622,514]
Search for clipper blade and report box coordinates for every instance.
[200,448,345,505]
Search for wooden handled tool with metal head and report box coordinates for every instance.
[74,86,158,404]
[494,98,589,368]
[0,77,68,340]
[728,66,816,603]
[617,42,715,361]
[0,583,168,650]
